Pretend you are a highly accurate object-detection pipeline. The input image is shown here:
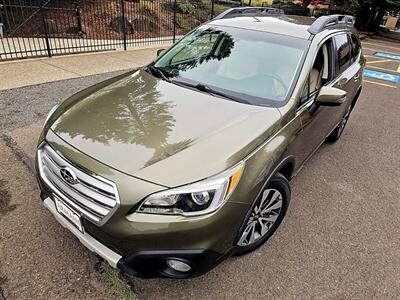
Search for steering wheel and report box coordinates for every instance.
[262,74,287,99]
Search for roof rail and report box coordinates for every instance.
[308,14,355,34]
[213,6,285,20]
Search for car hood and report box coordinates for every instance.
[51,69,282,187]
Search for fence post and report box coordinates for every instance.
[120,0,127,50]
[211,0,215,19]
[172,0,176,44]
[173,0,177,43]
[39,0,51,58]
[74,0,84,34]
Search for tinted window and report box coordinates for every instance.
[299,39,333,106]
[155,26,309,106]
[350,34,361,61]
[334,34,351,74]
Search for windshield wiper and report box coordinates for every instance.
[171,79,249,104]
[146,65,171,82]
[194,83,249,104]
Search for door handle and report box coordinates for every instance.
[354,74,360,81]
[336,78,348,88]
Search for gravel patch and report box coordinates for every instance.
[0,69,130,133]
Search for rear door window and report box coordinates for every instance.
[334,34,352,74]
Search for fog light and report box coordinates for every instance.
[167,259,191,272]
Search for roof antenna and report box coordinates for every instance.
[252,16,261,22]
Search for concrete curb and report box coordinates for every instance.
[0,43,170,91]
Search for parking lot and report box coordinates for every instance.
[0,36,399,299]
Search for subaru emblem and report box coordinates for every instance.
[60,167,79,185]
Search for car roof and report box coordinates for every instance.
[208,15,317,40]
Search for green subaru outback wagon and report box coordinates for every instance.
[36,9,364,278]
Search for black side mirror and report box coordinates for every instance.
[157,49,166,57]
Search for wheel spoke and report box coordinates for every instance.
[260,189,279,211]
[261,199,282,215]
[249,222,257,243]
[258,219,268,236]
[259,189,272,211]
[238,221,256,245]
[259,214,278,224]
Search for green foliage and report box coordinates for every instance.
[176,17,192,32]
[214,4,231,15]
[299,0,400,29]
[177,1,197,14]
[242,0,274,6]
[272,2,299,9]
[140,1,157,16]
[163,0,205,14]
[97,261,138,300]
[334,0,360,14]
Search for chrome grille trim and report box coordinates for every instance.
[37,143,120,225]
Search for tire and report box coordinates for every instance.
[234,173,291,256]
[325,103,353,143]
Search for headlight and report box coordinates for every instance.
[44,105,58,125]
[137,162,244,216]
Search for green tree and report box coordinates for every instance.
[333,0,361,13]
[301,0,400,29]
[354,0,400,29]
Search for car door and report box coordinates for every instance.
[331,33,361,118]
[294,36,345,165]
[346,32,363,103]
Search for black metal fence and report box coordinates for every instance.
[0,0,305,61]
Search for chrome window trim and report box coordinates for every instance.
[296,30,352,112]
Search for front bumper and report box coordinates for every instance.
[43,197,224,278]
[36,133,251,278]
[43,197,122,268]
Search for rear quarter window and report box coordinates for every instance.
[350,33,361,62]
[334,34,352,74]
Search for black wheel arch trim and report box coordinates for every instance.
[232,156,294,247]
[351,86,362,109]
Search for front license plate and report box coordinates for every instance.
[54,196,84,233]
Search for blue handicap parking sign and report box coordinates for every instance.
[374,52,400,61]
[364,69,400,84]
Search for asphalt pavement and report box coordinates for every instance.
[0,36,399,299]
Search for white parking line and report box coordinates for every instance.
[364,79,397,88]
[362,42,400,52]
[363,47,400,56]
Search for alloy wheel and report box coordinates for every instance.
[337,105,352,137]
[237,188,283,246]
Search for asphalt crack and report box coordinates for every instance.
[0,275,7,300]
[1,134,34,174]
[0,179,16,221]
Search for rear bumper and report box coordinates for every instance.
[43,196,226,278]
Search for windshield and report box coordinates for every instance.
[154,25,309,106]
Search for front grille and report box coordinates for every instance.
[38,144,119,225]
